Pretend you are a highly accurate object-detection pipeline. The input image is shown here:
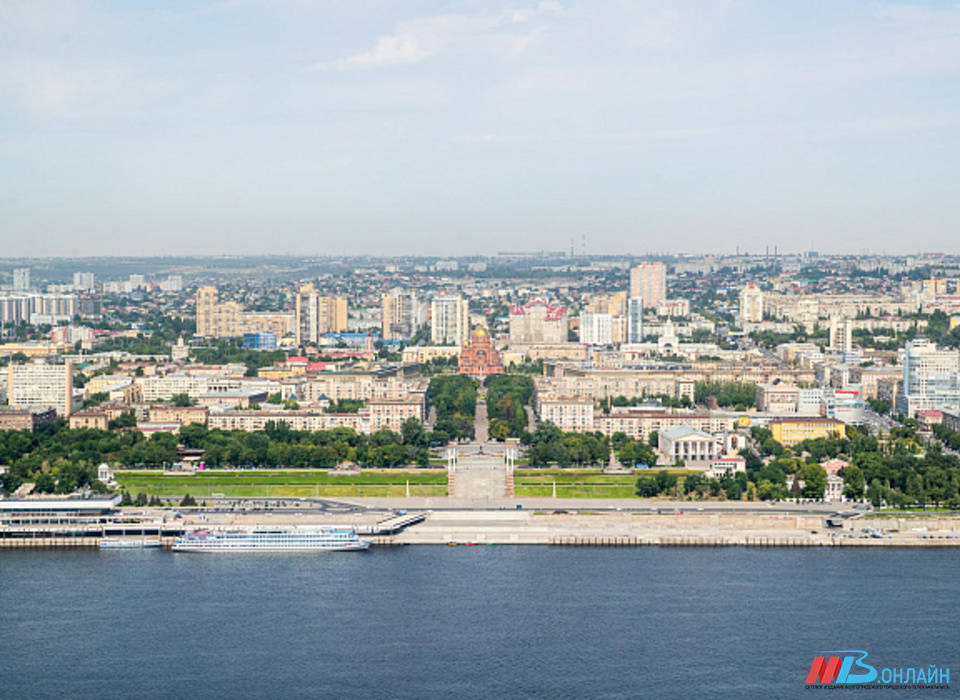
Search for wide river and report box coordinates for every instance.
[2,546,957,699]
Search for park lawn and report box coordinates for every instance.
[514,468,704,498]
[514,484,638,498]
[115,469,447,498]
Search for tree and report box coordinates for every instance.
[180,493,197,507]
[109,411,137,429]
[842,464,865,500]
[401,417,426,447]
[867,479,885,507]
[800,463,828,499]
[172,393,193,407]
[635,474,659,497]
[33,472,56,493]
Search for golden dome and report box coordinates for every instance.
[473,326,488,337]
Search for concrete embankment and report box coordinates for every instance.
[5,510,959,548]
[387,511,960,546]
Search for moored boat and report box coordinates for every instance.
[172,527,370,552]
[100,537,162,549]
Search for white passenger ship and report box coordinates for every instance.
[172,528,371,552]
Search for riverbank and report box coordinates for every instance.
[387,510,960,546]
[6,508,959,548]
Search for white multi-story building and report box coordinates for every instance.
[431,294,469,345]
[898,339,960,416]
[537,397,595,432]
[12,268,30,291]
[382,289,422,340]
[7,360,75,416]
[739,283,763,323]
[159,275,183,292]
[579,312,613,346]
[73,272,95,291]
[0,292,77,325]
[129,274,146,290]
[829,317,854,353]
[509,299,567,343]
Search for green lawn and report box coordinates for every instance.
[115,469,447,498]
[514,469,702,498]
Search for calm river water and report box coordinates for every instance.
[2,546,957,698]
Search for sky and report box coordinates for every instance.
[1,0,959,258]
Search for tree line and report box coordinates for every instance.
[0,418,444,496]
[427,375,477,440]
[485,374,533,440]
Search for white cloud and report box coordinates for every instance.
[314,2,563,71]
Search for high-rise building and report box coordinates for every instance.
[159,275,182,292]
[629,262,666,307]
[30,293,77,325]
[296,284,349,345]
[627,297,644,344]
[129,274,146,290]
[382,289,421,340]
[12,268,30,291]
[579,312,613,346]
[73,272,95,291]
[195,286,293,339]
[508,299,567,343]
[587,292,627,317]
[829,317,854,354]
[318,295,348,335]
[898,339,960,416]
[431,294,469,345]
[8,360,74,417]
[739,283,764,323]
[196,286,219,337]
[0,294,32,325]
[296,284,320,346]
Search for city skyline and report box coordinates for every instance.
[2,1,959,257]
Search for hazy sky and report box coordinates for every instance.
[2,1,959,257]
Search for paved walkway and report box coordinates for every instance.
[474,396,489,441]
[452,448,507,500]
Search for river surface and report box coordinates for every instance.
[2,547,957,699]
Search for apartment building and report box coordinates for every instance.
[382,289,422,340]
[148,405,209,426]
[69,408,110,430]
[0,406,56,432]
[754,383,799,413]
[739,284,763,323]
[7,360,75,417]
[296,284,348,345]
[536,397,595,432]
[898,339,960,416]
[430,294,470,345]
[629,262,666,306]
[509,299,567,343]
[196,286,293,338]
[579,312,613,346]
[367,398,424,433]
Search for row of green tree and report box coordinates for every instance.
[485,374,533,439]
[520,422,610,467]
[427,375,477,440]
[746,424,960,506]
[0,418,445,495]
[693,381,756,409]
